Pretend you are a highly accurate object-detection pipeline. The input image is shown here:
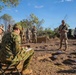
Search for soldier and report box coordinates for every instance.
[0,24,34,75]
[7,24,12,32]
[26,28,31,43]
[21,27,26,44]
[58,20,68,51]
[0,26,4,43]
[74,27,76,38]
[31,26,37,43]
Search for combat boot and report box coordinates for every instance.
[64,47,68,51]
[64,43,68,51]
[58,45,62,50]
[22,69,32,75]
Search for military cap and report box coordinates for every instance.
[13,24,22,31]
[62,20,65,23]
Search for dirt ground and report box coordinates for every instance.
[0,38,76,75]
[27,38,76,75]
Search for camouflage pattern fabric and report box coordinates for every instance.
[0,35,2,43]
[0,29,4,43]
[11,49,34,66]
[32,27,37,43]
[26,28,31,42]
[59,24,68,39]
[58,24,68,50]
[74,28,76,38]
[0,31,34,66]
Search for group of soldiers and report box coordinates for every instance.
[25,26,37,43]
[0,24,38,43]
[0,20,69,74]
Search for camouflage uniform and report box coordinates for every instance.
[0,24,34,71]
[26,28,31,43]
[31,26,37,43]
[0,26,4,43]
[74,28,76,38]
[7,24,13,32]
[58,20,68,50]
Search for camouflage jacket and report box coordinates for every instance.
[1,31,21,59]
[58,24,68,34]
[31,28,37,34]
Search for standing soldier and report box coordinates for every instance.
[26,28,31,43]
[74,27,76,38]
[0,26,4,43]
[31,26,37,43]
[58,20,68,51]
[7,24,12,32]
[21,27,26,44]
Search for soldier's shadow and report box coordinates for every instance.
[57,69,76,74]
[57,59,76,74]
[0,72,21,75]
[0,63,22,75]
[62,59,76,65]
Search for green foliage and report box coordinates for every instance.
[0,6,4,12]
[30,14,39,24]
[37,27,44,36]
[18,13,44,30]
[17,20,27,28]
[1,14,12,21]
[0,0,20,11]
[54,27,60,37]
[0,14,15,30]
[36,19,44,30]
[37,27,56,38]
[44,28,56,38]
[29,13,39,27]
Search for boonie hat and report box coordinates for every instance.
[13,24,22,31]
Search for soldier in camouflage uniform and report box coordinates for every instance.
[31,26,37,43]
[74,27,76,38]
[58,20,68,51]
[7,24,12,32]
[0,24,34,75]
[0,26,4,49]
[0,26,4,43]
[26,28,31,43]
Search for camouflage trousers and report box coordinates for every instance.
[0,48,34,70]
[59,33,68,50]
[32,33,37,43]
[26,34,31,43]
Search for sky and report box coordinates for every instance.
[0,0,76,30]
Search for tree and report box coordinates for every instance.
[0,14,15,31]
[36,19,44,30]
[0,0,20,11]
[23,13,39,28]
[30,14,39,25]
[18,13,44,29]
